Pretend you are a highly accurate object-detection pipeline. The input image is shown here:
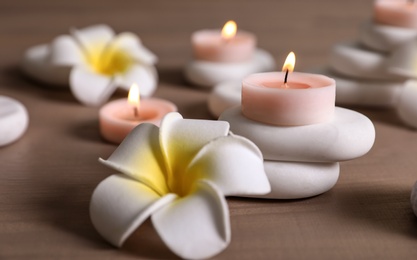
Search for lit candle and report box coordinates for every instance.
[99,84,177,144]
[0,96,29,146]
[241,52,336,126]
[374,0,417,29]
[218,53,375,199]
[191,20,256,63]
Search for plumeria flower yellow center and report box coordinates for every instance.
[90,112,271,259]
[86,42,134,76]
[47,24,158,107]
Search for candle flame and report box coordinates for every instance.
[282,52,296,73]
[128,83,140,109]
[221,20,237,40]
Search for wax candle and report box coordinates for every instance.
[241,52,336,126]
[0,96,29,146]
[191,20,256,63]
[374,0,417,29]
[99,84,177,144]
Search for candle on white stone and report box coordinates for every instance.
[185,20,275,88]
[218,54,375,199]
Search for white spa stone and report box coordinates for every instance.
[219,106,375,163]
[184,49,276,88]
[208,80,241,118]
[21,44,70,87]
[329,42,403,81]
[0,96,29,146]
[253,161,340,199]
[358,20,417,52]
[387,39,417,79]
[397,80,417,129]
[314,68,404,108]
[411,181,417,217]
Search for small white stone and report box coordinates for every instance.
[0,96,29,146]
[207,80,241,118]
[219,106,375,163]
[21,44,70,88]
[184,49,276,88]
[411,181,417,217]
[252,161,340,199]
[329,42,403,81]
[397,80,417,129]
[314,67,404,108]
[358,20,417,52]
[387,39,417,79]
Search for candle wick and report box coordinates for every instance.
[133,107,139,118]
[222,36,231,44]
[284,69,289,84]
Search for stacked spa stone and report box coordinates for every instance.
[219,73,375,199]
[318,2,417,128]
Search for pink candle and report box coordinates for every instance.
[191,20,256,63]
[374,0,417,28]
[241,52,336,126]
[99,84,177,144]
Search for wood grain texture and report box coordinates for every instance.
[1,0,417,259]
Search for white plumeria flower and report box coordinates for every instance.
[90,112,270,259]
[49,24,158,106]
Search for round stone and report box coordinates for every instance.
[207,80,241,118]
[0,96,29,146]
[397,80,417,129]
[219,106,375,163]
[253,161,340,199]
[329,42,403,81]
[314,67,404,108]
[358,20,417,52]
[21,44,70,88]
[184,49,276,88]
[387,39,417,79]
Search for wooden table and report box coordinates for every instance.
[1,0,417,259]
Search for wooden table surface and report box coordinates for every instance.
[1,0,417,259]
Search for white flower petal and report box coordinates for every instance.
[49,35,84,66]
[187,134,270,196]
[152,180,230,259]
[159,113,230,178]
[116,64,157,97]
[90,174,177,247]
[113,32,158,65]
[70,66,117,106]
[99,123,169,195]
[71,24,114,55]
